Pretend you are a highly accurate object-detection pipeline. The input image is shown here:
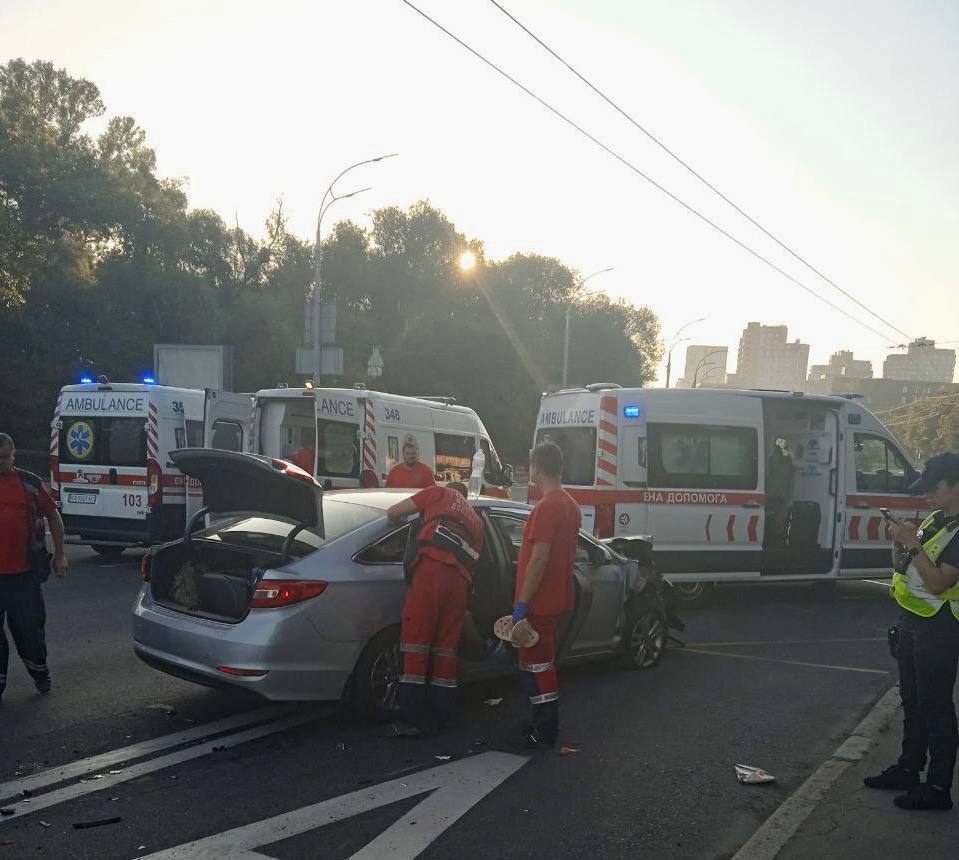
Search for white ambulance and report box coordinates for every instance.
[532,384,924,600]
[251,386,514,495]
[52,380,251,555]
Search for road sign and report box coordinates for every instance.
[295,346,344,376]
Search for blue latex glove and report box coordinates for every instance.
[512,601,529,624]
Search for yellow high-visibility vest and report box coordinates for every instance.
[891,511,959,620]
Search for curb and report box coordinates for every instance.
[732,684,901,860]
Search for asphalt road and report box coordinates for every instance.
[0,545,897,859]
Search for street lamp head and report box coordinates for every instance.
[458,250,478,272]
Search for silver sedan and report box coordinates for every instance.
[132,450,671,717]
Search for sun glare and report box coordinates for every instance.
[458,250,477,272]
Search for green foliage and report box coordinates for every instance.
[0,59,661,464]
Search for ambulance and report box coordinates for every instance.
[51,379,252,555]
[532,384,924,600]
[251,386,514,494]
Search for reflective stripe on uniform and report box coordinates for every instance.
[429,677,457,688]
[400,643,430,654]
[520,661,555,673]
[399,673,426,685]
[22,659,48,673]
[529,692,559,705]
[431,646,457,657]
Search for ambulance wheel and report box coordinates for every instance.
[669,581,710,605]
[91,544,125,559]
[623,610,666,670]
[350,626,402,722]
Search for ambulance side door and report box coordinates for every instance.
[842,431,921,574]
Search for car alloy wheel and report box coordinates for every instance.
[629,611,666,669]
[669,581,708,604]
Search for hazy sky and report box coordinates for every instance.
[2,0,956,383]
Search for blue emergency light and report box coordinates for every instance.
[79,374,94,384]
[142,375,157,385]
[623,404,641,418]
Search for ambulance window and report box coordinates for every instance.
[854,434,912,494]
[211,420,243,452]
[186,420,204,447]
[316,419,359,478]
[60,417,147,467]
[435,433,476,482]
[534,427,597,486]
[648,424,757,490]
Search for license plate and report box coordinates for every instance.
[66,493,98,505]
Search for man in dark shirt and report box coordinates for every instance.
[0,432,68,701]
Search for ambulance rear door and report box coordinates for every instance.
[57,388,151,529]
[314,390,363,487]
[644,395,764,579]
[204,390,252,453]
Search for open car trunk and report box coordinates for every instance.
[149,538,281,623]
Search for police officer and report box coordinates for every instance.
[0,432,68,702]
[386,481,483,736]
[863,453,959,811]
[512,441,581,749]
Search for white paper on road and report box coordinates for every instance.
[140,750,529,860]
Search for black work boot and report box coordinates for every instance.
[34,675,51,695]
[863,764,920,790]
[893,785,953,811]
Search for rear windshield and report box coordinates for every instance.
[196,500,381,556]
[535,426,597,486]
[59,416,147,467]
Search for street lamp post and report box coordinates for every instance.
[311,154,397,384]
[665,317,706,388]
[691,349,727,388]
[563,267,614,387]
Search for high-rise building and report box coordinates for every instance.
[730,322,809,390]
[883,338,956,383]
[677,345,728,388]
[807,350,873,394]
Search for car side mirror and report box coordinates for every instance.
[502,464,514,488]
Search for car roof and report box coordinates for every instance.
[324,488,531,513]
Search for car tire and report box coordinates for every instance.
[350,626,403,722]
[622,610,667,670]
[668,580,710,605]
[91,544,125,558]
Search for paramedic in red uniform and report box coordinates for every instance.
[513,441,581,749]
[386,481,483,736]
[0,433,68,702]
[386,442,435,489]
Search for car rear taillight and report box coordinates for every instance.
[250,580,328,609]
[147,459,162,507]
[141,554,152,582]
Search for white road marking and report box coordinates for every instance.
[733,685,901,860]
[0,710,322,824]
[140,750,529,859]
[688,637,886,648]
[681,648,890,675]
[0,704,293,802]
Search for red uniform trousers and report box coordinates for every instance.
[398,556,470,731]
[518,614,560,744]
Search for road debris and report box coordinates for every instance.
[39,822,52,829]
[0,809,13,817]
[335,742,350,751]
[72,816,122,829]
[484,698,503,706]
[146,704,176,715]
[735,764,776,785]
[434,755,452,762]
[559,747,580,756]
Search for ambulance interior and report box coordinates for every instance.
[761,400,839,574]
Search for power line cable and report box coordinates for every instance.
[400,0,897,342]
[487,0,913,344]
